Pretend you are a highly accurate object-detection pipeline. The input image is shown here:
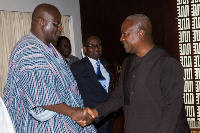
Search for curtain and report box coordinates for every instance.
[0,10,70,97]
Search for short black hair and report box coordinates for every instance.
[56,36,70,48]
[83,35,101,46]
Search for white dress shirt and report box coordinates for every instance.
[87,56,110,93]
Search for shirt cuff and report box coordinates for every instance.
[29,109,56,122]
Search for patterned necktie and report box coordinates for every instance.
[96,61,107,92]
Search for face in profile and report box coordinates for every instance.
[120,20,140,54]
[42,11,62,43]
[84,36,102,61]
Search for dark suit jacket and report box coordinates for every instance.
[70,57,114,108]
[71,57,114,132]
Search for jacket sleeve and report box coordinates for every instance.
[94,58,128,117]
[156,57,185,133]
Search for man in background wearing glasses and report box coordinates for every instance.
[71,35,114,133]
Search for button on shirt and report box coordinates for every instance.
[87,57,110,92]
[124,56,143,105]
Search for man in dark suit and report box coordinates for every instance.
[70,35,114,133]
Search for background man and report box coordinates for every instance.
[3,3,96,132]
[71,35,114,133]
[56,36,79,67]
[86,14,190,133]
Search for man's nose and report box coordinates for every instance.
[120,35,124,42]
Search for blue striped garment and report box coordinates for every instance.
[3,33,96,133]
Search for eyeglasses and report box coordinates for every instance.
[48,21,62,28]
[33,17,62,28]
[84,44,102,49]
[42,18,62,28]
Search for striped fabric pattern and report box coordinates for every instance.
[3,33,96,133]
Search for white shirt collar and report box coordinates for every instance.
[87,56,100,66]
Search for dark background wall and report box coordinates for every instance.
[79,0,178,77]
[79,0,178,132]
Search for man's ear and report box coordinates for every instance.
[39,18,45,27]
[83,46,87,55]
[138,29,145,40]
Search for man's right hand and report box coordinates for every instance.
[71,107,94,127]
[41,104,94,127]
[84,107,99,119]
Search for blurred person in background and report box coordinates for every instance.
[56,36,79,67]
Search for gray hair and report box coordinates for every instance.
[126,14,152,35]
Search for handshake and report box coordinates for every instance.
[70,107,99,127]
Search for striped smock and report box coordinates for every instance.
[3,33,96,133]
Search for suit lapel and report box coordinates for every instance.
[84,57,113,93]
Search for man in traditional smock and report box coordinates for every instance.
[3,3,96,133]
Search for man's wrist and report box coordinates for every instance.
[92,108,99,118]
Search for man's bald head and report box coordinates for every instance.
[32,3,60,21]
[31,3,62,45]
